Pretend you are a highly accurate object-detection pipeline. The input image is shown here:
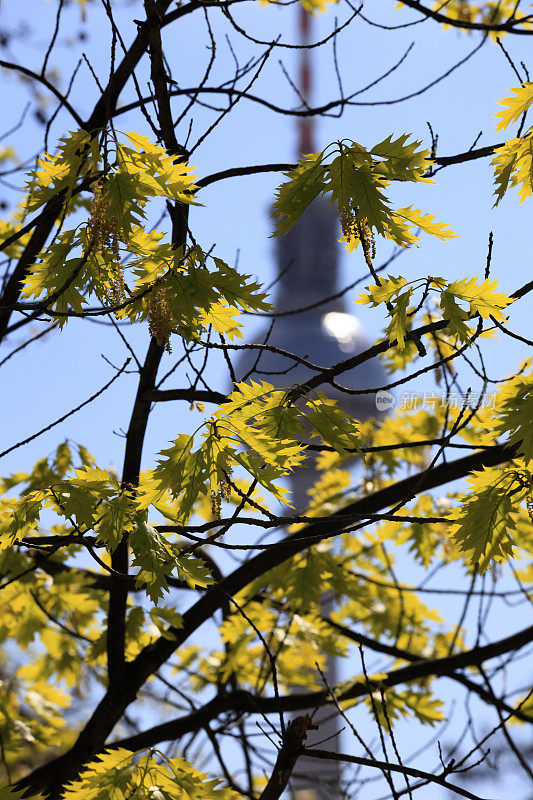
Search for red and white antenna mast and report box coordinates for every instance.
[297,5,316,155]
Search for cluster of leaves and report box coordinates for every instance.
[0,660,70,764]
[364,686,445,729]
[0,748,236,800]
[25,130,197,218]
[143,380,364,521]
[358,350,533,575]
[0,443,213,603]
[443,369,533,571]
[15,129,273,345]
[195,600,345,692]
[117,244,271,341]
[495,370,533,462]
[448,466,530,571]
[493,82,533,203]
[0,373,365,605]
[358,273,510,349]
[20,130,191,326]
[189,512,456,707]
[272,136,454,250]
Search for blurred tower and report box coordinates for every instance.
[236,7,387,797]
[237,5,387,504]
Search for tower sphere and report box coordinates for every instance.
[235,196,389,422]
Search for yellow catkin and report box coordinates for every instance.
[105,260,126,308]
[220,480,231,503]
[356,220,376,270]
[88,180,128,309]
[209,470,233,519]
[340,205,375,268]
[148,282,172,352]
[210,489,222,520]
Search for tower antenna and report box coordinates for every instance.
[297,5,315,155]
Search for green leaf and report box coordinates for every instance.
[395,495,444,567]
[385,290,411,350]
[152,434,210,523]
[95,493,137,552]
[401,689,445,726]
[0,787,45,800]
[49,484,98,529]
[207,256,271,313]
[495,374,533,464]
[506,135,533,203]
[446,277,511,321]
[495,83,533,131]
[441,277,511,340]
[62,749,140,799]
[449,468,528,571]
[365,686,444,729]
[0,220,29,259]
[201,302,243,339]
[123,132,199,203]
[0,491,44,548]
[149,605,183,639]
[130,522,177,603]
[255,549,344,611]
[69,465,115,490]
[391,206,456,243]
[25,129,99,213]
[175,551,214,590]
[440,290,473,341]
[304,393,364,457]
[99,171,146,239]
[359,275,410,306]
[492,138,521,204]
[232,451,293,505]
[369,134,431,182]
[219,382,307,475]
[272,153,325,237]
[492,134,533,204]
[326,155,391,235]
[21,230,89,325]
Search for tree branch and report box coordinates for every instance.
[20,563,531,793]
[126,440,521,691]
[396,0,533,34]
[106,617,533,755]
[148,388,227,404]
[259,716,318,800]
[298,749,488,800]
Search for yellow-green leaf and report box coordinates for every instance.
[496,83,533,131]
